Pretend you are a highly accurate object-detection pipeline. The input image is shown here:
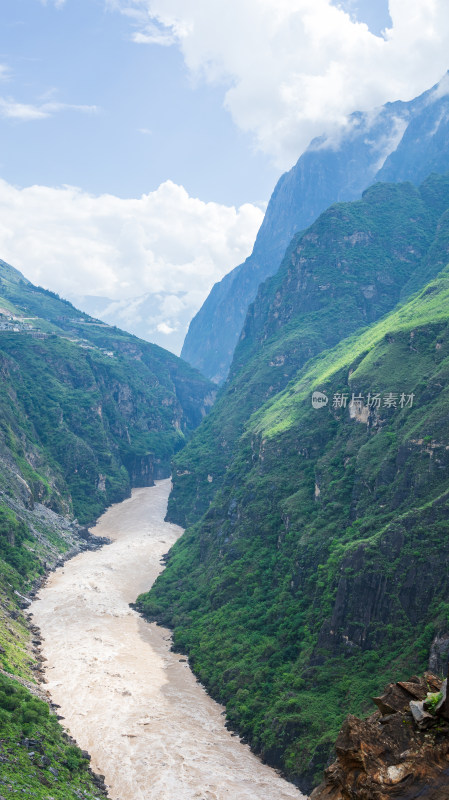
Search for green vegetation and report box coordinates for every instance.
[0,259,213,525]
[425,691,443,713]
[254,263,449,438]
[0,505,39,579]
[167,175,449,527]
[0,258,214,796]
[0,673,104,799]
[138,176,449,792]
[0,457,108,797]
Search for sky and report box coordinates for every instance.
[0,0,449,353]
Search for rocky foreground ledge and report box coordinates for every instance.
[311,673,449,799]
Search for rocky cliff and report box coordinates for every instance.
[311,674,449,799]
[182,72,449,384]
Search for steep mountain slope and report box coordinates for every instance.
[0,259,214,525]
[168,174,449,528]
[139,261,449,792]
[182,73,449,384]
[0,259,214,798]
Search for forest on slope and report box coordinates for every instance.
[167,174,449,528]
[0,259,213,799]
[0,259,214,524]
[138,173,449,791]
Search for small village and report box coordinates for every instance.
[0,307,49,338]
[0,306,114,354]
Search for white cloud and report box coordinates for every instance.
[106,2,178,43]
[39,0,67,8]
[0,65,11,82]
[0,99,48,121]
[132,24,177,45]
[114,0,449,168]
[367,115,409,172]
[429,71,449,101]
[0,178,263,353]
[157,321,176,335]
[0,97,98,122]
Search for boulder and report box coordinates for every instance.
[311,674,449,800]
[409,700,436,729]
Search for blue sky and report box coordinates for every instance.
[0,0,448,354]
[339,0,391,36]
[1,0,279,206]
[1,0,391,205]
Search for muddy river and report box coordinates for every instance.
[31,480,305,800]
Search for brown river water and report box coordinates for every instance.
[31,480,306,800]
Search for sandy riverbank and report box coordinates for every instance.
[31,480,305,800]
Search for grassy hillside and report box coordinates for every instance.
[138,261,449,788]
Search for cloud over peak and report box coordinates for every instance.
[115,0,449,168]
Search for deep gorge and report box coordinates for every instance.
[31,481,304,800]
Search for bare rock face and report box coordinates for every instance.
[429,633,449,675]
[311,674,449,800]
